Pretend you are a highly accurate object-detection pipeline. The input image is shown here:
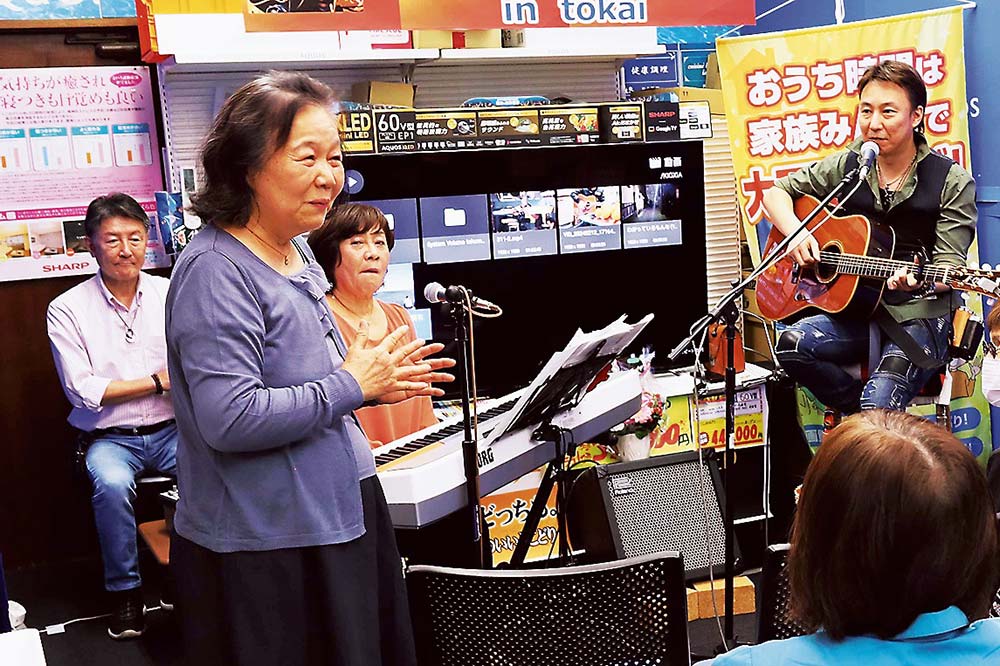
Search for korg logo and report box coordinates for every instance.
[477,447,495,468]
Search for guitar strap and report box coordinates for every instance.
[872,306,942,370]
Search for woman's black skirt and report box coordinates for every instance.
[170,476,417,666]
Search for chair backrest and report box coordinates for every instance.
[757,544,809,644]
[407,552,691,666]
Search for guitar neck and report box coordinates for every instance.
[818,252,950,283]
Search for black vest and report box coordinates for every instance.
[842,148,953,261]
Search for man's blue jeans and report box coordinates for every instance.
[775,313,951,413]
[84,424,177,592]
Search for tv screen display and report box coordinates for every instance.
[345,141,706,397]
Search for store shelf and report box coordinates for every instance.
[166,48,440,71]
[163,45,667,70]
[0,17,137,31]
[438,44,666,64]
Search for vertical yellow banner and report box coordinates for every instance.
[717,7,969,266]
[717,7,992,464]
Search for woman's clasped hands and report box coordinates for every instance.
[342,321,456,404]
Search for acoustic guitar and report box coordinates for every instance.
[755,194,1000,321]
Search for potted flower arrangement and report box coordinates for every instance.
[614,391,665,461]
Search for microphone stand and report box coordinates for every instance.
[445,299,487,569]
[668,166,861,651]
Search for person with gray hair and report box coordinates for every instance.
[47,192,177,640]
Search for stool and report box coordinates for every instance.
[138,520,170,566]
[825,323,951,430]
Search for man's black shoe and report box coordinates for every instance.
[108,587,145,640]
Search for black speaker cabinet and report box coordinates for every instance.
[567,450,736,580]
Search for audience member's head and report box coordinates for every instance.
[789,409,999,640]
[308,203,395,291]
[83,192,149,239]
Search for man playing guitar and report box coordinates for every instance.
[762,61,977,414]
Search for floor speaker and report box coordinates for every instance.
[567,450,734,580]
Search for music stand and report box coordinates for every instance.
[502,315,654,567]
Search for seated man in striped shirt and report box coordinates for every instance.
[47,193,177,641]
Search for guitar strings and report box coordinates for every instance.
[814,251,950,281]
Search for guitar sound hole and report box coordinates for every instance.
[815,245,840,282]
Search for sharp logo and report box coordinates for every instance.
[477,447,495,468]
[42,262,91,273]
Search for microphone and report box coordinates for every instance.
[423,282,499,311]
[857,140,880,180]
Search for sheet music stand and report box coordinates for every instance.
[502,315,654,568]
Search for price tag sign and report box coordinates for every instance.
[695,386,767,449]
[650,394,695,455]
[649,384,768,455]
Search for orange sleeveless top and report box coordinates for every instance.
[332,300,438,449]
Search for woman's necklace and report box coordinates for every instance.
[245,224,291,266]
[112,306,139,343]
[331,292,375,324]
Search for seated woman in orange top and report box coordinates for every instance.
[309,203,444,447]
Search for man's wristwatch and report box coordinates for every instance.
[151,373,164,395]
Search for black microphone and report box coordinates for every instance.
[423,282,499,311]
[857,140,880,180]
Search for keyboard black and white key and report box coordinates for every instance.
[376,371,641,528]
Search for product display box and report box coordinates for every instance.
[537,105,600,145]
[412,29,502,49]
[476,108,542,148]
[351,80,415,108]
[413,108,479,151]
[599,102,645,143]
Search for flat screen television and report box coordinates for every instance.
[344,141,707,398]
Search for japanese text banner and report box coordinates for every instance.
[242,0,755,32]
[717,8,993,465]
[0,66,169,283]
[716,7,969,266]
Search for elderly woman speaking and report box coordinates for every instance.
[165,71,452,666]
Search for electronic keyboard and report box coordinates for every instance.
[375,371,641,528]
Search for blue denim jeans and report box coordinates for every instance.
[775,313,951,413]
[84,424,178,592]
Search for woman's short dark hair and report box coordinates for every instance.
[858,61,927,133]
[189,71,338,227]
[307,203,395,290]
[84,192,149,238]
[789,410,999,640]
